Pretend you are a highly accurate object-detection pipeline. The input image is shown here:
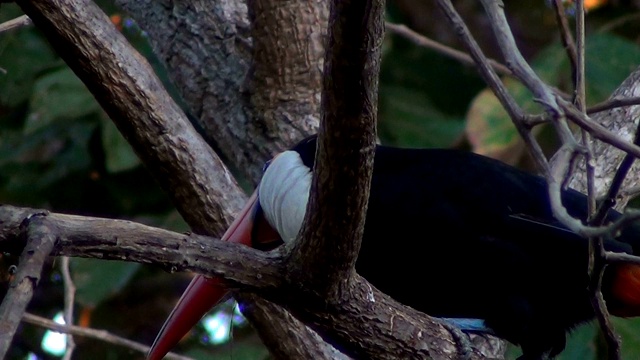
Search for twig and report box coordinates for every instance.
[60,257,76,360]
[479,0,559,111]
[573,0,595,215]
[552,0,578,78]
[0,213,56,359]
[574,0,622,356]
[587,97,640,115]
[21,312,193,360]
[561,100,640,160]
[598,12,640,33]
[0,15,31,33]
[605,251,640,266]
[385,22,512,76]
[434,0,552,176]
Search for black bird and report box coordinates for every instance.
[148,135,640,360]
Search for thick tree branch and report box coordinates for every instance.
[0,206,283,290]
[0,205,494,359]
[291,0,381,299]
[245,0,327,169]
[115,0,320,183]
[12,0,335,357]
[16,0,246,237]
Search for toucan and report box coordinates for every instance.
[148,135,640,360]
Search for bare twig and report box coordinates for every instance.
[60,257,76,360]
[479,0,559,111]
[587,97,640,115]
[0,214,56,359]
[573,0,595,215]
[552,0,578,77]
[576,1,622,356]
[561,100,640,160]
[385,22,512,76]
[0,15,31,33]
[22,312,193,360]
[435,0,552,176]
[598,12,640,33]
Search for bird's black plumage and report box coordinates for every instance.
[291,135,640,359]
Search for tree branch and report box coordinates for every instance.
[115,0,320,183]
[12,0,335,357]
[0,213,56,358]
[21,312,192,360]
[0,204,494,359]
[16,0,246,237]
[385,22,512,76]
[291,0,381,299]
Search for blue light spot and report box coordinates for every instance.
[41,312,66,356]
[202,311,231,345]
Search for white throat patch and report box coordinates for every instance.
[258,151,312,243]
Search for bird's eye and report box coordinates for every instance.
[262,159,273,173]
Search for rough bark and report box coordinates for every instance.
[0,204,497,360]
[115,0,323,184]
[16,0,245,236]
[556,67,640,209]
[290,0,381,298]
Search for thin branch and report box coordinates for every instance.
[436,0,640,244]
[479,0,559,111]
[435,0,552,176]
[22,313,192,360]
[573,0,595,216]
[0,14,31,33]
[60,257,76,360]
[551,0,578,82]
[385,22,512,76]
[561,100,640,160]
[598,12,640,33]
[581,83,621,360]
[605,251,640,266]
[587,97,640,115]
[0,214,56,359]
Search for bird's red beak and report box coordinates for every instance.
[148,190,280,360]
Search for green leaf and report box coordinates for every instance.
[379,85,465,148]
[466,82,525,164]
[556,322,598,360]
[101,116,141,173]
[612,317,640,359]
[71,258,141,308]
[0,22,58,106]
[26,66,99,133]
[584,33,640,104]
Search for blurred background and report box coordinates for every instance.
[1,0,640,359]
